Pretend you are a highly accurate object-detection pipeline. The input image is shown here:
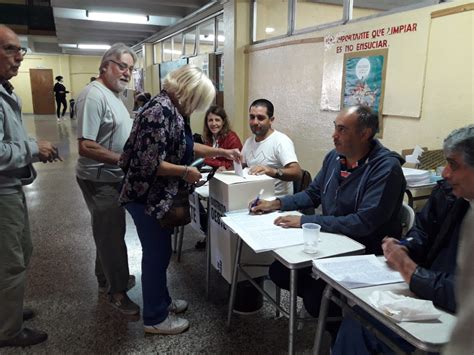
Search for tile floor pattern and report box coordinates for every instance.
[1,114,331,354]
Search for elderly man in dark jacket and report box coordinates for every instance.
[332,179,469,354]
[251,105,406,318]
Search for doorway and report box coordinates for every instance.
[29,68,55,114]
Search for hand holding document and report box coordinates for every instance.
[233,160,244,177]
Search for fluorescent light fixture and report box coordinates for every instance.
[163,49,182,55]
[59,44,78,48]
[86,10,149,24]
[78,44,111,50]
[199,34,225,42]
[265,27,275,34]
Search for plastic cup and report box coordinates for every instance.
[302,223,320,254]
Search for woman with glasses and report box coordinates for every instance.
[53,75,69,122]
[119,64,240,335]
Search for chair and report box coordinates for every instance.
[293,169,315,215]
[400,203,415,237]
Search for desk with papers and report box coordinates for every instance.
[312,256,456,354]
[221,211,365,355]
[402,167,438,207]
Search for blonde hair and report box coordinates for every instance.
[163,64,215,116]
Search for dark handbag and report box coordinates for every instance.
[159,187,191,228]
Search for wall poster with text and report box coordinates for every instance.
[341,49,388,135]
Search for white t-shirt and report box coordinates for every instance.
[242,130,298,196]
[75,81,133,182]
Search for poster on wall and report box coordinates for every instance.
[320,11,430,118]
[133,68,144,93]
[159,58,188,90]
[341,49,387,135]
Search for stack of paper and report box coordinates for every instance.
[402,167,431,187]
[221,211,304,252]
[313,255,404,289]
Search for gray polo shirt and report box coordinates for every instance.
[75,81,132,182]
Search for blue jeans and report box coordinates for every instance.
[125,202,172,326]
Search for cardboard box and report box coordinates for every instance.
[209,172,275,283]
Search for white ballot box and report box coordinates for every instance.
[209,171,275,283]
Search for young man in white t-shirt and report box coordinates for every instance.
[242,99,302,196]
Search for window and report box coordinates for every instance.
[162,38,172,62]
[198,19,215,54]
[183,28,197,57]
[216,14,225,52]
[252,0,443,43]
[253,0,289,42]
[172,33,183,60]
[294,0,344,31]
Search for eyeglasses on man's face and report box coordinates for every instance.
[109,59,134,73]
[2,45,27,57]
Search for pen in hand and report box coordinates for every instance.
[250,188,264,212]
[398,237,413,247]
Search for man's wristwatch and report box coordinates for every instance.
[275,168,284,178]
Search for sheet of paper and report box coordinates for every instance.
[221,210,304,252]
[233,160,244,177]
[313,255,404,289]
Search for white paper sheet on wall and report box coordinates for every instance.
[320,12,430,118]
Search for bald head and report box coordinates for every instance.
[0,25,24,82]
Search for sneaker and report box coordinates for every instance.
[144,315,189,335]
[99,275,136,294]
[168,299,188,314]
[108,293,140,316]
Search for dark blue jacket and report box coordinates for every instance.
[279,139,406,255]
[405,180,469,313]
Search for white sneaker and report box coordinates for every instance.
[144,315,189,335]
[168,299,188,314]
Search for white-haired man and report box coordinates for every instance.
[0,25,59,347]
[76,43,138,315]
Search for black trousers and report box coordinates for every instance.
[55,96,67,118]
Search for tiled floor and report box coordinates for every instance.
[2,114,331,354]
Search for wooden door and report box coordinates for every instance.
[29,69,55,114]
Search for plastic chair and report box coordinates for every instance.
[400,203,415,237]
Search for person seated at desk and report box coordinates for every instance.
[332,125,473,355]
[195,105,243,249]
[250,105,406,321]
[202,105,242,171]
[242,98,302,196]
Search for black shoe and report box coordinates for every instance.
[0,328,48,348]
[23,309,34,321]
[195,239,206,250]
[99,274,136,294]
[108,293,140,316]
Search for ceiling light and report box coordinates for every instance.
[163,49,182,55]
[265,27,275,34]
[199,34,225,42]
[86,10,149,24]
[59,44,78,48]
[78,44,111,50]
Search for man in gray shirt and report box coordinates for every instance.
[0,25,59,348]
[76,43,138,315]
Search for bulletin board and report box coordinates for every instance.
[321,10,430,118]
[159,58,188,90]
